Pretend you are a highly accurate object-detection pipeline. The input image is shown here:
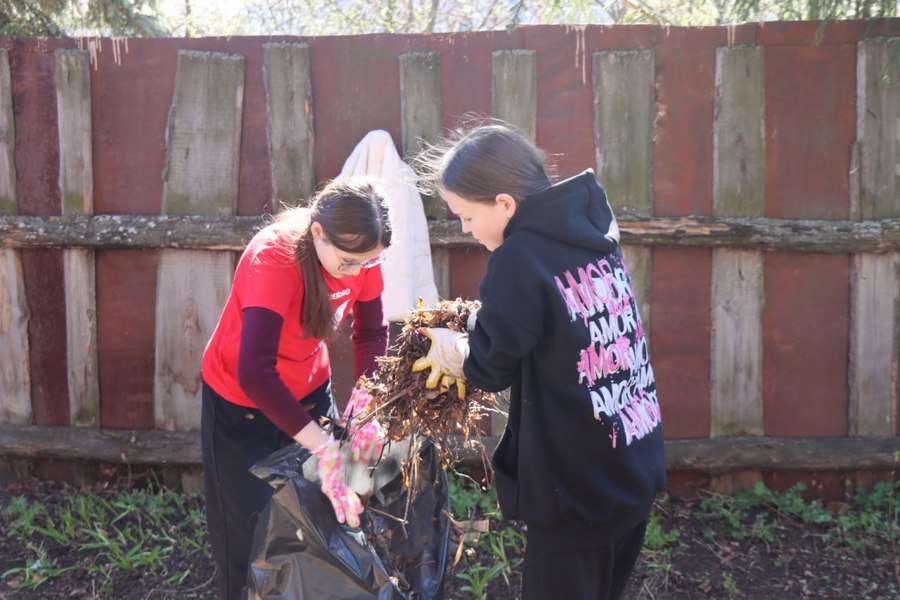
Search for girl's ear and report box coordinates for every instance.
[310,221,324,240]
[495,193,518,216]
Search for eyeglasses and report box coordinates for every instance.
[331,244,384,273]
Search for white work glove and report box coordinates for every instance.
[411,327,468,401]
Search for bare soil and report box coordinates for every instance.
[1,478,897,600]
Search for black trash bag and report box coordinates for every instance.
[245,438,449,600]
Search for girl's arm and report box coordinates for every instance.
[349,297,389,380]
[238,306,325,448]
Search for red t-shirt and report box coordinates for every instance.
[202,220,384,408]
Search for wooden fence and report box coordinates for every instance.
[0,22,898,493]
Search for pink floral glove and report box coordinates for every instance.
[312,435,363,527]
[343,386,386,463]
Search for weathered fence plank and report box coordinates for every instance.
[850,37,900,436]
[400,51,449,298]
[3,213,900,252]
[400,52,444,217]
[492,50,537,139]
[56,49,99,428]
[593,50,655,336]
[155,51,243,431]
[0,49,14,213]
[0,49,29,482]
[2,423,897,472]
[0,250,30,424]
[711,46,765,437]
[0,48,30,428]
[263,43,315,210]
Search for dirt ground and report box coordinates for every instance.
[1,476,897,600]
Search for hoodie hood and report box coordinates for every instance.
[503,169,620,253]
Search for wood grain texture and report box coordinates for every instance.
[711,46,765,437]
[3,424,897,472]
[849,37,900,436]
[593,50,655,216]
[156,51,244,431]
[55,50,93,216]
[0,49,15,213]
[0,49,29,425]
[400,51,448,298]
[55,49,99,428]
[62,249,99,427]
[161,50,244,216]
[850,253,899,435]
[263,43,315,210]
[492,50,536,139]
[400,51,444,220]
[0,249,31,424]
[711,250,764,436]
[0,215,900,254]
[3,213,899,252]
[154,249,233,431]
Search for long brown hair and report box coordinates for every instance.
[416,120,553,205]
[277,176,392,340]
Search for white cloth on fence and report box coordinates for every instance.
[339,130,439,321]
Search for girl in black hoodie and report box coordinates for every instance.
[413,124,666,600]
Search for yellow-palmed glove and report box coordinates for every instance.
[412,327,468,400]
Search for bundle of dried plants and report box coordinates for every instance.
[356,298,499,477]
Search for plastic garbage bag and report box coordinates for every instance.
[245,438,449,600]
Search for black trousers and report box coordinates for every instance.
[522,520,647,600]
[201,379,336,600]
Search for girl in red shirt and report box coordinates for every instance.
[201,176,392,600]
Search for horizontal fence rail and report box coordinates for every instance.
[0,424,897,472]
[3,214,899,253]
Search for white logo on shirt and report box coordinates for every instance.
[330,288,351,300]
[333,299,350,326]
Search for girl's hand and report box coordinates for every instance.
[311,435,364,527]
[412,328,468,400]
[343,386,385,463]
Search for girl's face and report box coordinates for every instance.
[311,222,384,279]
[443,190,517,252]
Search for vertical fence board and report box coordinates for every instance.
[400,52,443,215]
[155,51,243,431]
[0,48,30,429]
[850,254,900,435]
[711,46,765,437]
[492,50,536,139]
[400,51,449,300]
[850,38,900,436]
[0,49,14,214]
[490,49,536,436]
[593,50,654,215]
[56,49,99,428]
[0,250,30,424]
[263,43,315,211]
[593,50,654,336]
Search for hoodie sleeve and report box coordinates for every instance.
[462,245,543,392]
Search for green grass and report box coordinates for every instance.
[697,479,900,551]
[1,480,210,593]
[4,470,898,598]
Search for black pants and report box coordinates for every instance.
[522,520,647,600]
[201,379,336,600]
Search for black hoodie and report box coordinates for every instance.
[463,170,666,550]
